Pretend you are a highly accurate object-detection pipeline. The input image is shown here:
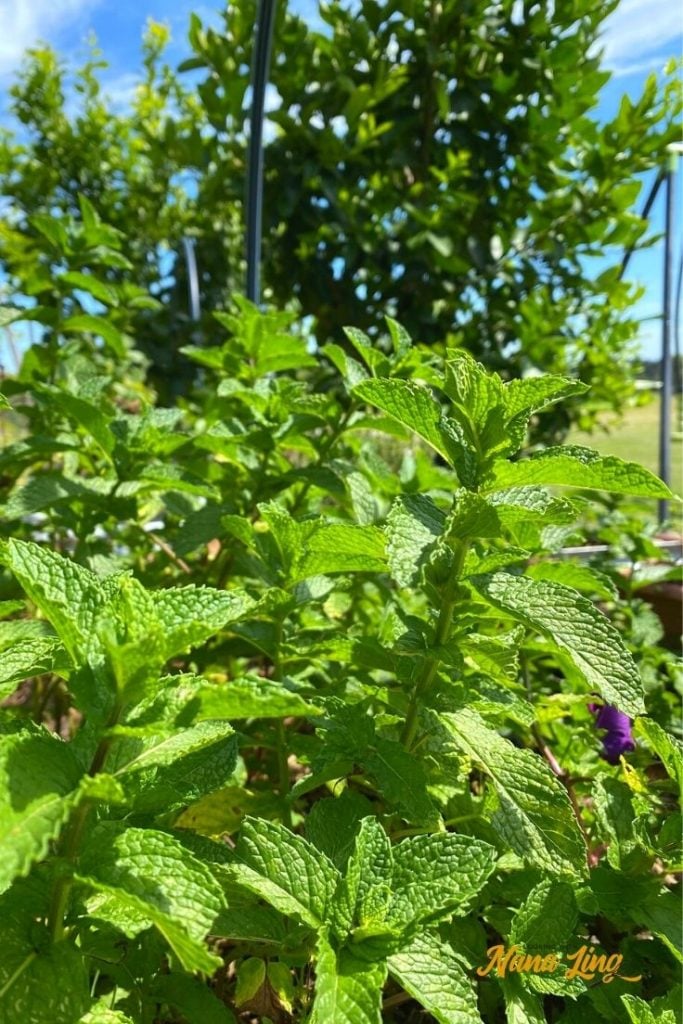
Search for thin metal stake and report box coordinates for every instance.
[658,154,676,524]
[182,237,201,322]
[246,0,278,304]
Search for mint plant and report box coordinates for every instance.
[0,310,680,1023]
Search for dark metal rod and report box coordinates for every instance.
[618,168,664,281]
[182,237,201,322]
[658,156,675,524]
[246,0,277,304]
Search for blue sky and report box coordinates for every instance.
[0,0,680,361]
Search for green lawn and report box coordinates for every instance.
[569,395,683,509]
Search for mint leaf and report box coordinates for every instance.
[365,735,440,827]
[489,446,672,498]
[305,791,374,871]
[622,994,676,1024]
[0,729,82,894]
[80,1003,136,1024]
[0,636,70,698]
[152,585,253,659]
[0,539,114,661]
[526,561,617,601]
[388,931,482,1024]
[33,383,115,459]
[150,973,237,1024]
[389,832,496,928]
[296,524,387,579]
[0,881,89,1023]
[334,817,393,936]
[503,376,589,418]
[112,719,238,813]
[593,777,639,870]
[77,824,225,974]
[385,494,444,587]
[471,572,644,716]
[443,709,587,877]
[230,817,340,928]
[634,719,683,795]
[508,880,583,995]
[352,378,459,465]
[311,930,387,1024]
[196,674,319,719]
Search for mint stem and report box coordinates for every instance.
[401,539,469,750]
[48,713,119,942]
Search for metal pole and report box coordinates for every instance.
[182,237,201,322]
[246,0,277,304]
[658,153,676,524]
[618,168,664,281]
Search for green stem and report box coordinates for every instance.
[401,540,470,750]
[290,406,352,515]
[48,722,118,942]
[272,623,292,829]
[275,718,292,829]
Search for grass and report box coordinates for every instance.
[569,395,683,529]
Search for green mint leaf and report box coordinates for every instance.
[352,378,459,465]
[488,486,579,526]
[77,824,225,974]
[443,709,587,877]
[296,523,387,579]
[196,674,319,719]
[229,817,340,929]
[526,561,617,601]
[311,929,387,1024]
[305,791,375,871]
[443,351,506,437]
[211,882,289,944]
[503,375,589,419]
[343,326,389,374]
[593,777,639,871]
[634,719,683,795]
[471,572,644,716]
[2,474,115,521]
[62,314,126,358]
[0,636,70,699]
[152,585,254,659]
[0,880,89,1023]
[388,833,496,928]
[388,930,483,1024]
[507,880,585,994]
[500,975,545,1024]
[0,539,115,662]
[235,957,266,1006]
[334,817,393,937]
[32,383,115,459]
[489,445,673,498]
[385,494,445,587]
[324,342,369,386]
[150,973,237,1024]
[365,735,440,827]
[111,719,238,814]
[622,994,676,1024]
[79,1003,136,1024]
[637,892,683,962]
[0,729,82,894]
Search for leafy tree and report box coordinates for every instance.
[0,2,680,426]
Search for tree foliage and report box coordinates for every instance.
[0,2,680,431]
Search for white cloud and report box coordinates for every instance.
[101,70,140,111]
[599,0,681,74]
[0,0,99,79]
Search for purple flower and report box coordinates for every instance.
[589,703,635,764]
